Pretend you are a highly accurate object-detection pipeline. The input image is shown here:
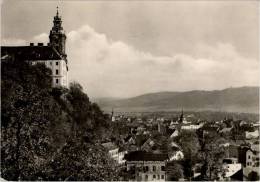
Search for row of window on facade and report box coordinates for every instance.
[53,68,67,76]
[50,61,59,66]
[146,165,165,172]
[248,155,259,161]
[247,161,260,167]
[132,165,165,172]
[54,78,67,85]
[144,174,164,180]
[36,61,59,66]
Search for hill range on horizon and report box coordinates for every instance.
[93,86,259,114]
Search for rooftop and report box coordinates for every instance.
[101,142,118,151]
[125,151,168,161]
[1,45,63,61]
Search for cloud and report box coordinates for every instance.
[1,38,26,46]
[2,24,259,98]
[2,33,49,46]
[32,33,48,44]
[66,24,259,98]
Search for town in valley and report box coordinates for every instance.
[1,1,259,181]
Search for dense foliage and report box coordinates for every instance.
[1,59,119,180]
[166,162,184,181]
[175,130,200,179]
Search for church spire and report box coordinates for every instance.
[178,108,184,124]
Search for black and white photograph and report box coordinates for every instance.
[1,0,260,181]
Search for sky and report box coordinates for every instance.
[1,0,259,98]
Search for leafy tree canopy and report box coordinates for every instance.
[1,60,118,180]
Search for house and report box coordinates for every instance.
[158,122,167,134]
[246,130,259,139]
[181,123,204,130]
[125,151,168,181]
[222,158,242,179]
[124,135,135,145]
[141,138,155,152]
[169,120,179,129]
[111,116,116,122]
[101,142,119,162]
[118,147,128,165]
[1,8,68,88]
[243,141,260,180]
[170,129,179,138]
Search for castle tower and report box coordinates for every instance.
[49,7,67,60]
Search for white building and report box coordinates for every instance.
[1,8,69,88]
[31,55,68,87]
[102,142,119,162]
[118,149,128,165]
[222,158,242,178]
[125,151,168,181]
[243,141,260,179]
[245,130,259,139]
[181,123,204,130]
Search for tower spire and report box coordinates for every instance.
[56,6,59,16]
[49,6,67,59]
[178,108,184,124]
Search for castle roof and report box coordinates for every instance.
[1,45,63,61]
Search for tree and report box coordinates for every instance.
[48,136,120,181]
[166,162,184,181]
[1,60,63,180]
[1,60,120,180]
[175,130,200,179]
[197,129,226,180]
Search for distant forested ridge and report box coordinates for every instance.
[96,87,259,113]
[1,59,119,180]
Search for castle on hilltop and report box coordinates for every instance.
[1,7,68,87]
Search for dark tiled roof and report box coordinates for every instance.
[1,46,62,61]
[230,169,243,181]
[124,135,133,142]
[125,151,168,161]
[119,146,127,152]
[135,134,149,147]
